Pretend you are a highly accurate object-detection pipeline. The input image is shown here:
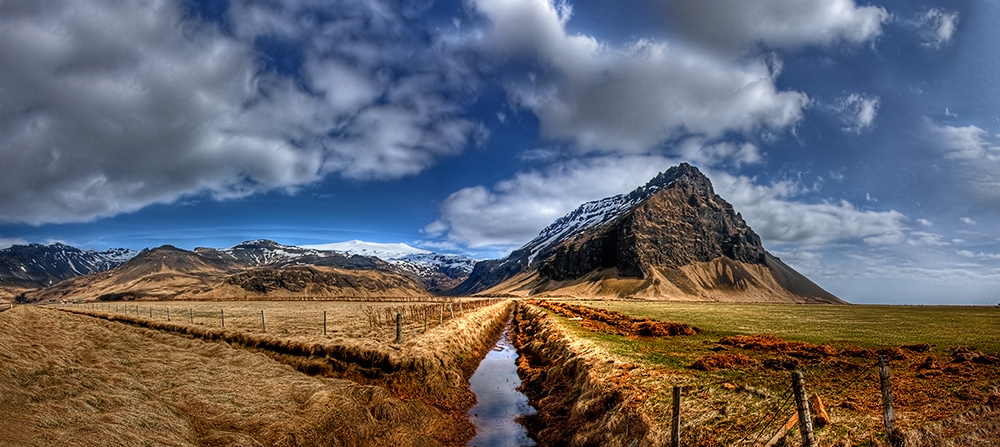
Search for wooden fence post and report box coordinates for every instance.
[189,308,193,324]
[395,313,402,343]
[149,307,152,318]
[323,311,327,335]
[791,371,817,447]
[439,304,444,324]
[260,310,266,332]
[424,307,428,333]
[221,309,225,328]
[459,301,463,316]
[671,386,682,447]
[879,354,899,445]
[449,303,455,320]
[167,308,170,321]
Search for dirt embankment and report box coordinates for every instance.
[59,300,514,445]
[512,302,663,446]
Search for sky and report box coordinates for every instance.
[1,0,998,305]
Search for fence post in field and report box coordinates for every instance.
[671,386,682,447]
[149,307,152,318]
[167,308,170,321]
[395,313,402,343]
[449,303,455,320]
[424,307,428,333]
[459,301,463,316]
[323,311,327,335]
[791,371,817,447]
[189,308,193,324]
[221,309,225,328]
[260,310,266,332]
[439,304,444,324]
[879,354,899,445]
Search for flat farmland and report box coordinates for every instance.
[55,298,491,343]
[577,300,1000,351]
[527,299,1000,446]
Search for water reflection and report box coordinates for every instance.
[467,327,536,447]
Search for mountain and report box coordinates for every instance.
[18,244,427,302]
[0,243,136,299]
[453,163,842,303]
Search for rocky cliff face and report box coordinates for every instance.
[454,164,841,303]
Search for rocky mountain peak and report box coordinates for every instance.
[452,163,840,303]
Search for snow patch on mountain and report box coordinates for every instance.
[301,240,431,260]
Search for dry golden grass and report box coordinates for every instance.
[0,306,469,447]
[2,299,514,446]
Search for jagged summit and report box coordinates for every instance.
[453,163,841,303]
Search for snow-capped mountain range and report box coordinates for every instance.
[0,243,138,288]
[1,239,475,295]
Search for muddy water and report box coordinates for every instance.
[467,325,536,447]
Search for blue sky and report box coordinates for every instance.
[1,0,999,304]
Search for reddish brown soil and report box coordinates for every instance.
[719,334,838,357]
[528,299,700,337]
[690,352,759,371]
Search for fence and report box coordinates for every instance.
[66,299,505,342]
[668,354,903,447]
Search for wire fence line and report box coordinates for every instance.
[63,298,505,338]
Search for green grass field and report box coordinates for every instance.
[575,300,1000,352]
[532,299,1000,445]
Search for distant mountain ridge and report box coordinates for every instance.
[454,163,842,303]
[7,239,476,302]
[0,243,137,290]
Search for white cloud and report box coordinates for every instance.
[473,0,809,153]
[961,217,977,225]
[957,250,1000,260]
[675,139,762,168]
[0,0,481,225]
[662,0,888,53]
[837,93,880,134]
[711,172,908,247]
[0,236,29,250]
[926,120,1000,160]
[919,8,959,48]
[429,154,909,250]
[917,218,933,227]
[907,231,947,247]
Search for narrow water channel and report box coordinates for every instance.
[467,324,536,447]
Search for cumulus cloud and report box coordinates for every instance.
[918,9,959,48]
[926,121,1000,161]
[0,0,480,224]
[710,172,908,247]
[428,154,909,250]
[837,94,880,134]
[961,217,977,225]
[675,139,762,168]
[661,0,888,53]
[472,0,809,153]
[957,250,1000,260]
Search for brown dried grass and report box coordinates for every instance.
[0,306,462,447]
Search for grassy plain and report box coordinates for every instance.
[54,299,487,343]
[578,300,1000,352]
[535,299,1000,446]
[0,306,454,447]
